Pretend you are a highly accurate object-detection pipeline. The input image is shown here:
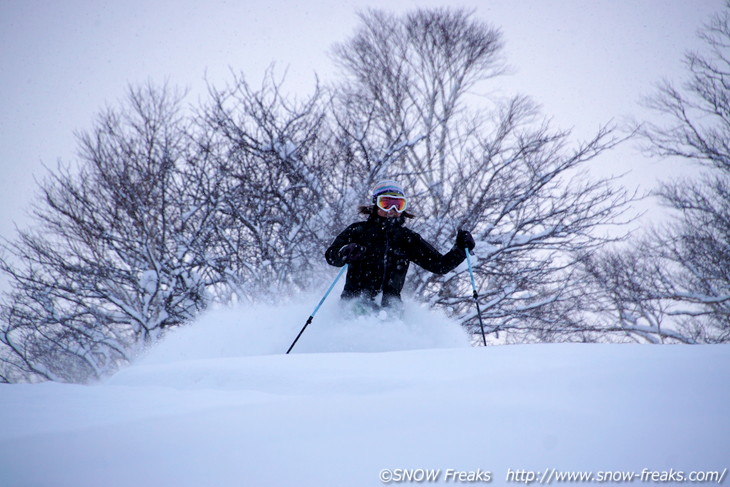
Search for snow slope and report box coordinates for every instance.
[0,297,728,487]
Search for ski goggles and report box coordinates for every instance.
[376,194,408,213]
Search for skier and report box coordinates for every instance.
[325,180,475,316]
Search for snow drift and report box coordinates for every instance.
[0,297,728,487]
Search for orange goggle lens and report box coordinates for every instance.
[376,194,407,213]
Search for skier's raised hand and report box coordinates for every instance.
[456,230,475,251]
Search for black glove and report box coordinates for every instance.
[456,229,475,251]
[339,243,365,263]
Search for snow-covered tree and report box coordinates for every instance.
[0,84,218,382]
[580,4,730,344]
[198,70,337,301]
[637,5,730,342]
[577,244,697,343]
[328,8,633,342]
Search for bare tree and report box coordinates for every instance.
[577,244,700,344]
[197,69,338,301]
[0,84,219,382]
[633,4,730,342]
[0,71,351,382]
[579,4,730,345]
[329,8,633,342]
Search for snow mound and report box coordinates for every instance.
[3,344,728,487]
[136,295,470,366]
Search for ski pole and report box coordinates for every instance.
[286,264,348,354]
[465,248,489,345]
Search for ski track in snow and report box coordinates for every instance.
[0,297,728,487]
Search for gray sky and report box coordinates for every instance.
[0,0,724,247]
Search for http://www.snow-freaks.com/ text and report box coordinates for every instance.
[378,467,728,484]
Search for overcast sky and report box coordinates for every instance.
[0,0,724,249]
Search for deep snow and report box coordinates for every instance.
[0,295,728,487]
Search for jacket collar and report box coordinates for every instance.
[367,212,405,230]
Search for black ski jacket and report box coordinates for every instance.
[325,212,466,305]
